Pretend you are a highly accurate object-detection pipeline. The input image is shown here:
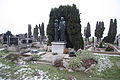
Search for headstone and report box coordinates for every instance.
[10,37,19,45]
[3,31,12,44]
[28,39,32,43]
[21,39,27,44]
[117,34,120,49]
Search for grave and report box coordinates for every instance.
[10,37,19,45]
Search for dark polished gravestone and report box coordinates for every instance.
[21,39,27,44]
[9,37,19,45]
[21,39,33,44]
[3,37,19,45]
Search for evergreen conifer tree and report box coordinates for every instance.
[95,21,105,42]
[103,19,117,43]
[33,25,39,41]
[28,24,32,38]
[47,4,84,50]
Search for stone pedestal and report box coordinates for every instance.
[52,42,66,53]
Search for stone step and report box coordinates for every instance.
[39,60,52,63]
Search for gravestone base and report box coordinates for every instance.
[52,42,66,53]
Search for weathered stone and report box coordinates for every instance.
[63,58,69,69]
[17,59,26,65]
[77,48,81,52]
[52,55,64,67]
[75,66,86,71]
[59,67,65,70]
[84,64,96,72]
[68,69,74,72]
[68,75,77,80]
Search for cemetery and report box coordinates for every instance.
[0,3,120,80]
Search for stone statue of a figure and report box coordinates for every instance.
[54,19,59,41]
[59,17,66,41]
[54,17,66,42]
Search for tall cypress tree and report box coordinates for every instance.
[108,19,117,43]
[41,22,45,37]
[95,21,99,41]
[103,19,117,43]
[47,4,84,50]
[39,22,45,41]
[84,27,87,38]
[28,24,32,38]
[33,25,39,41]
[84,22,91,43]
[100,21,105,38]
[86,22,91,40]
[38,24,41,37]
[95,21,105,42]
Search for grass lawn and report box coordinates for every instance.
[0,50,120,80]
[28,56,120,80]
[97,56,120,80]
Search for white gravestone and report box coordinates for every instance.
[52,42,66,53]
[116,34,120,49]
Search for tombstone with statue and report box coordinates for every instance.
[52,17,66,53]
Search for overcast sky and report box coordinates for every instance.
[0,0,120,37]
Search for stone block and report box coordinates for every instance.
[52,42,66,53]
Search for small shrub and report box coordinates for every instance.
[69,57,82,70]
[105,45,114,51]
[31,54,41,61]
[76,50,97,61]
[0,50,9,56]
[5,53,21,62]
[69,50,97,70]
